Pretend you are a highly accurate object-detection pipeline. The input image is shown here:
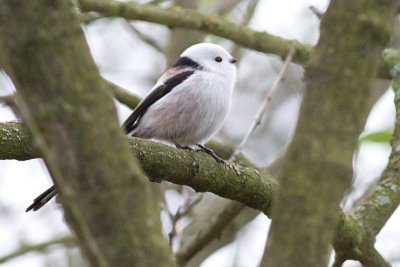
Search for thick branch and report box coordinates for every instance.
[0,121,277,213]
[0,1,175,266]
[78,0,394,79]
[0,121,35,160]
[353,49,400,236]
[106,81,141,109]
[262,1,400,266]
[130,138,278,214]
[0,120,397,265]
[78,0,311,63]
[334,49,400,266]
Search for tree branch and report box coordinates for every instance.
[0,94,16,106]
[334,49,400,266]
[0,1,175,266]
[261,1,400,266]
[105,80,141,109]
[0,121,36,160]
[0,120,276,212]
[121,20,164,53]
[78,0,311,63]
[0,120,398,265]
[175,201,246,266]
[77,0,394,79]
[0,236,76,264]
[2,51,400,267]
[229,44,297,161]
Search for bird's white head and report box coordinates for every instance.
[181,43,237,79]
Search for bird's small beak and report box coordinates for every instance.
[229,58,237,64]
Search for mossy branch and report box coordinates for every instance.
[261,1,400,266]
[78,0,311,63]
[1,50,398,267]
[0,121,278,214]
[105,80,141,109]
[1,82,140,111]
[0,121,35,160]
[78,0,394,79]
[0,120,396,266]
[0,1,175,266]
[334,49,400,266]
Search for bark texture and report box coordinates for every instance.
[262,1,400,266]
[1,120,400,265]
[0,1,175,267]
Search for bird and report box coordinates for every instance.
[26,43,237,212]
[123,43,237,159]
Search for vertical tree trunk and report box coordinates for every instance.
[0,1,176,266]
[261,1,399,266]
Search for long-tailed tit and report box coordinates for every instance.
[26,43,237,211]
[123,43,237,159]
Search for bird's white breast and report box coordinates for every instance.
[135,70,234,145]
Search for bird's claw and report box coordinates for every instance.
[196,144,241,175]
[175,143,195,152]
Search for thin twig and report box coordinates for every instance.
[229,44,297,162]
[78,0,312,65]
[309,6,323,19]
[122,20,163,53]
[159,184,174,217]
[175,201,246,266]
[147,0,170,5]
[79,11,102,24]
[0,94,16,106]
[0,94,21,118]
[168,194,203,247]
[213,0,242,16]
[0,236,76,264]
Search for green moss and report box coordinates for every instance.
[0,1,176,266]
[262,0,400,266]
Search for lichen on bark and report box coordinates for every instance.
[262,1,400,266]
[0,1,176,266]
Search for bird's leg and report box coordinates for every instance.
[175,143,240,175]
[195,144,241,175]
[175,143,195,152]
[195,144,225,164]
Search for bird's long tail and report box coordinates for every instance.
[26,185,57,212]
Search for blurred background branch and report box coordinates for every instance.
[0,236,76,265]
[229,44,296,162]
[78,0,311,63]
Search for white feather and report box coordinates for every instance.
[128,43,237,145]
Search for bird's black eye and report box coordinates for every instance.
[215,56,222,62]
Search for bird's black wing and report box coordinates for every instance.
[122,70,195,134]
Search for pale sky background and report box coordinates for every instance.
[0,0,399,266]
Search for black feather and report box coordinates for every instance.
[172,56,204,70]
[123,70,195,134]
[26,185,57,212]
